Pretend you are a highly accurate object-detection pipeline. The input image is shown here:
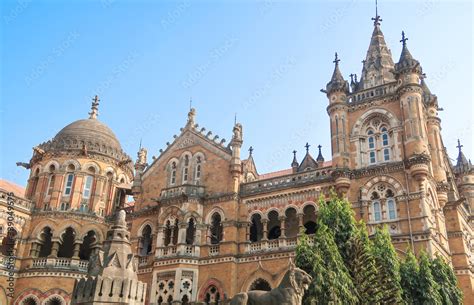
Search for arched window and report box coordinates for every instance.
[139,225,152,256]
[21,296,39,305]
[373,201,382,222]
[182,155,190,183]
[195,156,202,182]
[1,228,17,256]
[303,205,317,235]
[164,220,172,246]
[79,230,97,260]
[170,162,177,185]
[249,214,263,242]
[267,211,281,240]
[285,208,299,238]
[63,173,74,196]
[249,278,272,291]
[46,174,55,196]
[38,227,53,257]
[370,184,398,223]
[82,175,94,199]
[210,213,223,244]
[204,286,220,305]
[367,130,376,165]
[387,199,396,220]
[186,218,196,245]
[381,127,390,161]
[58,227,75,258]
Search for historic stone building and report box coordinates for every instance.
[1,15,473,305]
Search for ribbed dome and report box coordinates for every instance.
[54,118,121,150]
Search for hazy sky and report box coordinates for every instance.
[1,0,472,187]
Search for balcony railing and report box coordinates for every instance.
[348,82,398,104]
[159,184,206,200]
[156,245,201,259]
[209,245,220,256]
[30,257,89,272]
[241,168,332,196]
[246,235,311,253]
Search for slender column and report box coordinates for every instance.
[297,213,304,236]
[49,240,60,258]
[169,225,175,246]
[72,241,81,259]
[245,222,250,242]
[262,219,268,241]
[279,216,286,238]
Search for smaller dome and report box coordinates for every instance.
[54,118,121,151]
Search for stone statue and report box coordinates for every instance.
[137,147,147,165]
[229,263,312,305]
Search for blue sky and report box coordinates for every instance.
[1,0,472,187]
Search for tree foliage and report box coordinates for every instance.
[296,224,357,305]
[348,222,383,304]
[296,191,463,305]
[430,256,463,305]
[371,227,403,304]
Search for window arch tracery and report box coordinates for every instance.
[369,184,398,223]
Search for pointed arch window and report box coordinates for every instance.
[367,130,376,164]
[182,155,190,184]
[63,173,74,196]
[195,156,202,182]
[387,198,397,220]
[373,201,382,222]
[46,175,55,196]
[82,175,94,199]
[381,127,390,161]
[170,162,177,185]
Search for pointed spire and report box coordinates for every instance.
[395,31,422,75]
[88,95,100,119]
[325,52,349,95]
[455,139,472,175]
[291,150,299,168]
[359,10,395,91]
[316,144,324,162]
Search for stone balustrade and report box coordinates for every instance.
[30,257,89,272]
[241,168,332,196]
[246,235,311,254]
[348,81,398,104]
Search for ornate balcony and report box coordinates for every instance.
[156,245,200,259]
[30,257,89,272]
[241,168,332,196]
[245,235,311,254]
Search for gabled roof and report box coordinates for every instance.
[142,108,233,178]
[0,179,26,198]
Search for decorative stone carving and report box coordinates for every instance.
[71,210,147,305]
[229,262,311,305]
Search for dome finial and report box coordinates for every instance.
[457,139,463,154]
[89,95,100,119]
[400,31,408,47]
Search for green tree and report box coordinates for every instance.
[418,252,442,304]
[317,191,356,264]
[296,224,358,305]
[371,227,403,304]
[430,256,463,305]
[400,251,419,304]
[348,221,382,304]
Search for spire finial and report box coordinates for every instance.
[234,113,237,125]
[400,31,408,47]
[349,73,355,82]
[249,146,253,156]
[305,142,310,153]
[189,97,193,110]
[89,95,100,119]
[333,52,340,65]
[293,150,297,157]
[457,139,463,154]
[371,0,382,25]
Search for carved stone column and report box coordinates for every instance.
[297,213,304,235]
[49,240,60,258]
[72,241,82,259]
[262,219,268,241]
[279,216,287,238]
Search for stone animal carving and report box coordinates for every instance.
[229,263,312,305]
